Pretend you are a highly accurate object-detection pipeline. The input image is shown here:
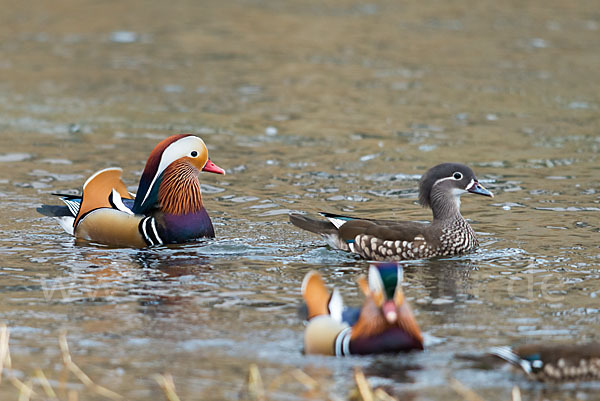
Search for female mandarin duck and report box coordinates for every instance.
[302,263,423,356]
[37,134,225,247]
[490,343,600,382]
[290,163,492,261]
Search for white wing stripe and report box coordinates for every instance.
[327,217,348,229]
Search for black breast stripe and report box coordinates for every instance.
[138,217,163,246]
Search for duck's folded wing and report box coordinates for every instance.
[338,220,429,243]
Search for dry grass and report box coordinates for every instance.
[449,378,487,401]
[247,364,266,401]
[154,373,182,401]
[450,377,523,401]
[58,332,123,400]
[0,324,132,401]
[247,364,399,401]
[245,364,524,401]
[350,367,399,401]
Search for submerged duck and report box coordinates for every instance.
[302,262,423,356]
[37,134,225,247]
[290,163,492,261]
[490,343,600,382]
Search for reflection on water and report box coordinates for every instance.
[0,0,599,399]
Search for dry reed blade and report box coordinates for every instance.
[0,324,37,398]
[35,369,58,398]
[265,371,287,393]
[59,332,123,400]
[8,377,35,399]
[248,363,266,401]
[449,378,487,401]
[0,323,9,383]
[67,390,79,401]
[17,378,34,401]
[353,367,374,401]
[154,373,182,401]
[512,386,522,401]
[290,369,319,390]
[373,388,399,401]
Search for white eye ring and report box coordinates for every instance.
[190,151,199,157]
[452,172,463,180]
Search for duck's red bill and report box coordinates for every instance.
[202,159,226,175]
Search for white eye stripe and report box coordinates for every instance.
[432,172,468,188]
[432,176,457,187]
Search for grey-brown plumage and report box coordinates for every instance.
[289,163,493,261]
[490,343,600,382]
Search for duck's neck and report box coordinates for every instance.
[158,160,204,215]
[430,189,463,221]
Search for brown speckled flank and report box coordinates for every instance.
[353,216,478,261]
[535,357,600,381]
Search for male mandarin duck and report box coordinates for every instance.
[301,263,423,356]
[289,163,493,261]
[490,343,600,382]
[37,134,225,247]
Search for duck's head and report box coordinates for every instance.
[363,262,423,345]
[132,134,225,214]
[418,163,492,219]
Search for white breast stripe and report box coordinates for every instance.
[342,329,351,356]
[335,327,352,356]
[150,218,163,245]
[140,217,154,246]
[335,331,343,356]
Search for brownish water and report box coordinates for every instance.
[1,0,599,399]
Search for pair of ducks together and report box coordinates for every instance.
[38,134,600,382]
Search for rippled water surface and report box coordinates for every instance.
[1,0,599,400]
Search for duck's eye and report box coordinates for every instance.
[453,172,463,180]
[190,151,198,157]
